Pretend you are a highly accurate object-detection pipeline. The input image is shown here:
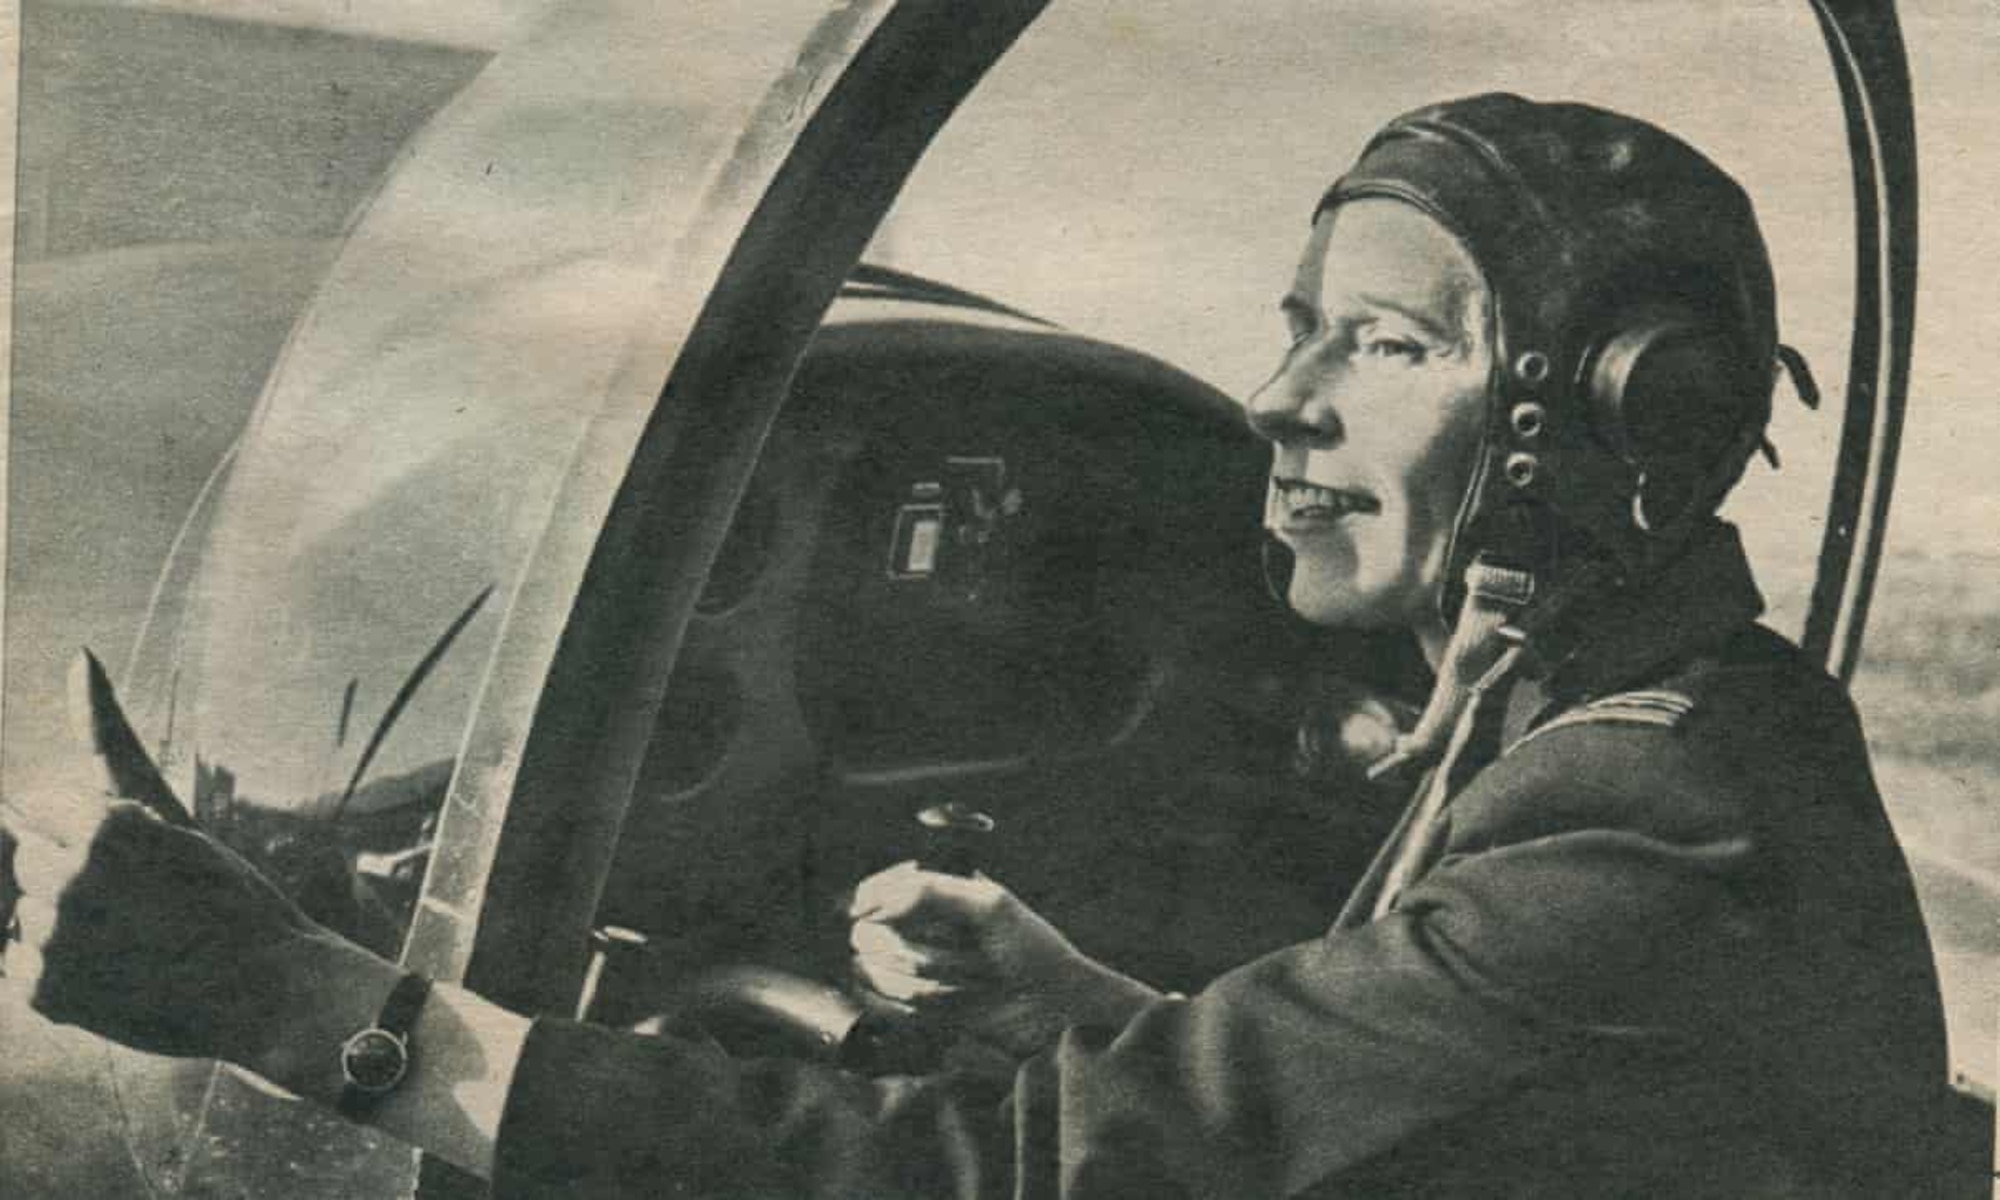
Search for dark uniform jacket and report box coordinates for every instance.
[491,524,1952,1198]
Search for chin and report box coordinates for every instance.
[1285,572,1390,630]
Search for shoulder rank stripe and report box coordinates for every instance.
[1505,688,1696,755]
[1587,690,1695,714]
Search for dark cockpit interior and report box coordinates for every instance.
[587,272,1423,1019]
[237,268,1426,1054]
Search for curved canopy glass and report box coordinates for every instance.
[108,3,951,1194]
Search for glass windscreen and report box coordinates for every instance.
[5,4,898,1198]
[119,0,865,955]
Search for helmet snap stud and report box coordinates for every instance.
[1509,402,1547,439]
[1513,350,1551,384]
[1504,452,1539,488]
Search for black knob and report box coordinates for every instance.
[914,802,995,877]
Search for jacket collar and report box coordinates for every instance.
[1502,521,1765,743]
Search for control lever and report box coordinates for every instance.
[914,801,995,877]
[841,802,998,1075]
[577,925,650,1021]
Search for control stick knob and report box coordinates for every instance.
[914,801,995,877]
[840,804,997,1076]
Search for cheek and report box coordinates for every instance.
[1405,396,1486,524]
[1382,395,1487,591]
[1405,453,1470,547]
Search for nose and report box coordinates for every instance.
[1245,359,1343,448]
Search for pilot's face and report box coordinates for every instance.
[1246,199,1491,633]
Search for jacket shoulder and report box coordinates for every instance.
[1503,687,1696,754]
[1449,627,1867,850]
[1505,625,1855,762]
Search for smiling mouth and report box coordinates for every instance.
[1272,478,1381,524]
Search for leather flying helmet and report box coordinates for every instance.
[1320,93,1781,621]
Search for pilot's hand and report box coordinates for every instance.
[847,861,1161,1056]
[2,791,332,1066]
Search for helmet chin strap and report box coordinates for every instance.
[1361,556,1535,917]
[1367,556,1534,781]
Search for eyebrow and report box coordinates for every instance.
[1279,283,1483,350]
[1351,291,1463,346]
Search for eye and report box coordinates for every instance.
[1361,335,1427,363]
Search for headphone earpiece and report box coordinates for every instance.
[1583,309,1759,530]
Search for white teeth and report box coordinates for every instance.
[1277,481,1376,517]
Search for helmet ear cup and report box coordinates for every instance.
[1584,311,1758,531]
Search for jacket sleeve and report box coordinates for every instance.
[490,718,1765,1199]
